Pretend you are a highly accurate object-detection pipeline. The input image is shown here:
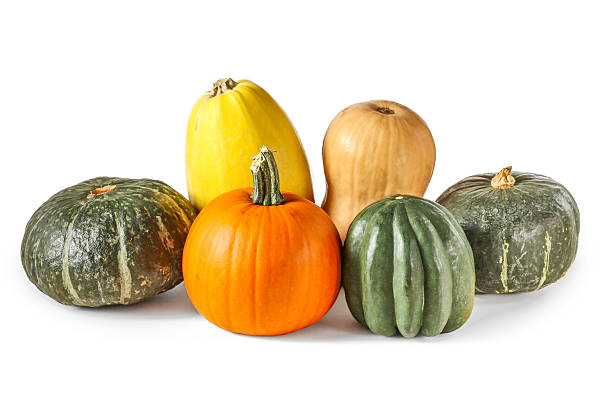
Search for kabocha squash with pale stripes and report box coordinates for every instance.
[21,177,196,306]
[436,167,580,294]
[342,194,475,337]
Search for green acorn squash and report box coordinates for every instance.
[21,177,197,307]
[436,167,579,294]
[343,194,475,337]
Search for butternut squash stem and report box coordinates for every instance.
[250,146,286,206]
[376,106,395,115]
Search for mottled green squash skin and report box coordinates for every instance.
[342,195,475,337]
[21,177,197,307]
[436,171,579,294]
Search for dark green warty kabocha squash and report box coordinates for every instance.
[436,167,579,294]
[342,195,475,337]
[21,177,197,307]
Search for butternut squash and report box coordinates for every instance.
[322,100,436,241]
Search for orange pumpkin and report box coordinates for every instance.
[183,146,341,336]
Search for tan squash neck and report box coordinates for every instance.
[210,78,237,97]
[491,166,515,189]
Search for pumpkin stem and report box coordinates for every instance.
[491,166,516,189]
[210,78,237,96]
[250,146,286,206]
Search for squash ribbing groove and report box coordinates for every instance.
[114,214,132,304]
[61,205,86,306]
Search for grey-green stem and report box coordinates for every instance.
[250,146,286,206]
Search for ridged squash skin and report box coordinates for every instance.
[21,177,196,307]
[185,78,314,211]
[436,168,580,294]
[322,100,436,242]
[343,194,475,337]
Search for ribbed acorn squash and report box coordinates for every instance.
[343,195,475,337]
[21,177,196,306]
[436,167,580,294]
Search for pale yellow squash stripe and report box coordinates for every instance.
[186,80,314,211]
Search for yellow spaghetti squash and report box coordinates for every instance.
[186,78,314,210]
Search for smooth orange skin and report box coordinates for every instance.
[182,188,342,336]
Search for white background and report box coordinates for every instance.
[1,1,610,406]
